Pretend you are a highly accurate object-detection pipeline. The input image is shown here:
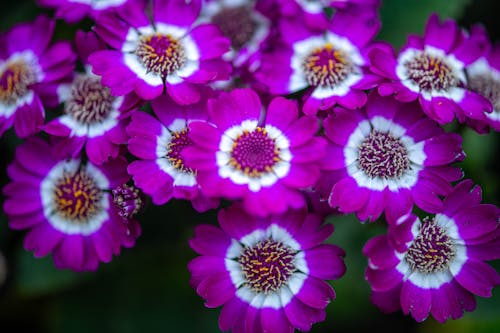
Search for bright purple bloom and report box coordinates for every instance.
[43,31,142,165]
[36,0,140,24]
[127,94,219,212]
[199,0,272,69]
[188,204,346,332]
[2,138,141,271]
[466,40,500,132]
[319,93,464,223]
[0,15,76,138]
[183,88,327,217]
[363,180,500,322]
[89,0,232,104]
[370,13,492,125]
[255,9,381,115]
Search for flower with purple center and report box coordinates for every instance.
[2,138,141,271]
[466,39,500,132]
[89,0,232,104]
[0,15,76,138]
[363,180,500,322]
[44,31,142,165]
[182,88,327,217]
[36,0,136,24]
[370,13,492,125]
[199,0,271,69]
[188,204,345,332]
[127,94,219,212]
[255,9,381,115]
[318,93,465,223]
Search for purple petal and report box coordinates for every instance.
[189,224,232,257]
[188,255,227,288]
[363,235,399,270]
[294,275,335,309]
[400,280,431,322]
[329,177,370,213]
[304,244,346,280]
[196,272,236,308]
[23,224,64,258]
[260,307,293,333]
[454,260,500,297]
[219,296,249,332]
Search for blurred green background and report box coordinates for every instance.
[0,1,499,332]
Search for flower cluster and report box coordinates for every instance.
[0,0,499,332]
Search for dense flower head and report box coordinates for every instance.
[88,0,232,104]
[370,13,492,126]
[318,92,464,223]
[255,8,381,115]
[363,180,500,322]
[188,204,346,332]
[43,30,142,164]
[0,15,76,138]
[126,93,219,212]
[2,138,141,271]
[182,88,327,217]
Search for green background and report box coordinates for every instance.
[1,0,499,332]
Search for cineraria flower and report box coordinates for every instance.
[0,15,76,138]
[89,0,232,104]
[2,138,141,271]
[127,94,219,212]
[370,13,492,125]
[255,9,381,115]
[44,31,142,165]
[363,180,500,322]
[188,204,346,332]
[199,0,271,69]
[466,41,500,132]
[319,93,464,223]
[36,0,138,24]
[182,88,327,217]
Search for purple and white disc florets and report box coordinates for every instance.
[183,88,327,217]
[370,13,492,125]
[188,204,346,332]
[319,93,464,223]
[2,138,141,271]
[363,180,500,323]
[89,0,231,104]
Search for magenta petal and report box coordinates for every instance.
[365,267,403,292]
[283,296,325,332]
[454,260,500,297]
[363,235,399,270]
[430,282,469,322]
[188,121,221,150]
[189,224,232,257]
[370,285,402,313]
[219,296,249,332]
[304,244,346,280]
[54,235,85,271]
[154,0,201,28]
[260,308,293,333]
[23,224,64,258]
[265,97,299,130]
[294,275,335,309]
[188,255,227,288]
[384,189,413,225]
[197,272,236,308]
[13,96,44,138]
[329,177,370,213]
[400,280,431,322]
[166,81,201,105]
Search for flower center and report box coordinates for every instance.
[229,127,280,177]
[302,43,354,88]
[52,169,103,223]
[358,130,410,179]
[0,59,36,105]
[238,239,296,294]
[64,75,115,124]
[405,217,456,274]
[404,52,460,91]
[136,33,186,77]
[211,5,258,50]
[468,71,500,111]
[112,184,143,220]
[167,128,195,174]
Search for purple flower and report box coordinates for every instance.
[36,0,138,24]
[255,9,381,115]
[188,204,346,332]
[363,180,500,322]
[0,15,76,138]
[319,93,464,223]
[370,13,492,125]
[89,0,232,104]
[127,94,219,212]
[182,88,327,217]
[466,36,500,132]
[43,31,142,165]
[199,0,272,69]
[2,138,141,271]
